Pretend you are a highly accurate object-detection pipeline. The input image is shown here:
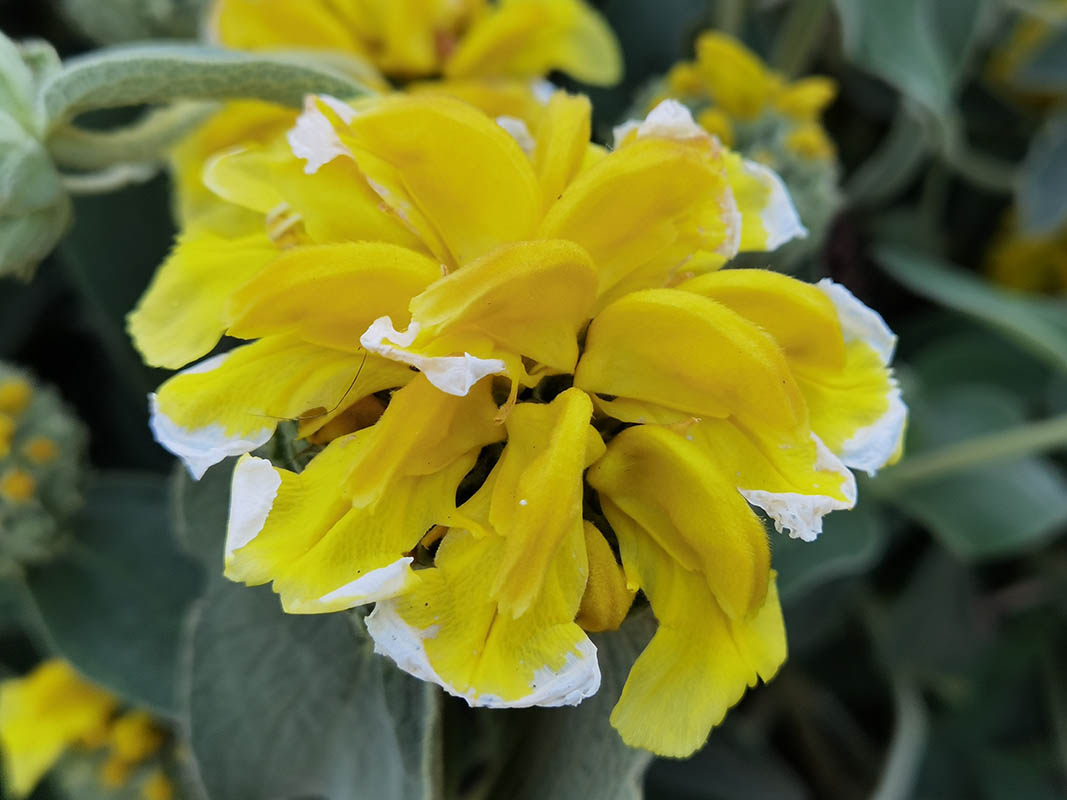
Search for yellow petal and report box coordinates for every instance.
[151,337,412,478]
[575,289,807,432]
[797,281,906,475]
[691,418,856,542]
[541,135,736,305]
[725,153,807,252]
[678,268,846,372]
[588,424,770,621]
[170,100,297,234]
[225,242,442,350]
[576,521,634,632]
[607,528,785,757]
[365,521,598,707]
[0,660,118,798]
[533,91,592,208]
[776,76,837,120]
[127,230,277,369]
[226,376,504,612]
[408,78,549,126]
[336,94,542,267]
[211,0,367,53]
[460,389,603,616]
[694,31,780,119]
[445,0,622,86]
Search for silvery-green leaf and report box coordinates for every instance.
[1016,112,1067,236]
[38,44,371,130]
[184,582,440,800]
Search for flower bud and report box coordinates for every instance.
[0,364,87,570]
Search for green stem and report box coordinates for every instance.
[870,674,929,800]
[878,412,1067,486]
[47,102,218,170]
[770,0,830,77]
[938,116,1016,193]
[60,162,159,195]
[715,0,746,35]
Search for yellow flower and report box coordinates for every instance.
[0,661,173,799]
[986,212,1067,294]
[0,660,117,798]
[210,0,622,86]
[130,92,903,756]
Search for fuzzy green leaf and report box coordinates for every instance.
[184,581,440,800]
[1017,112,1067,236]
[38,44,370,129]
[25,472,204,714]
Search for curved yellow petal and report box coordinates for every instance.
[588,424,770,621]
[408,78,549,126]
[725,153,807,252]
[151,337,412,478]
[225,376,504,612]
[576,521,634,633]
[678,268,846,371]
[776,76,837,120]
[460,389,603,616]
[445,0,622,86]
[0,660,118,798]
[607,530,785,757]
[691,418,856,542]
[575,289,806,431]
[533,91,592,208]
[798,281,906,475]
[170,100,297,234]
[335,94,542,267]
[694,32,780,119]
[541,134,735,305]
[225,242,442,350]
[365,521,598,707]
[127,230,277,369]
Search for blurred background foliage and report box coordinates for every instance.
[1,0,1067,798]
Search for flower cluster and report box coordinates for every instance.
[129,87,905,756]
[0,660,174,800]
[0,364,86,570]
[645,32,841,254]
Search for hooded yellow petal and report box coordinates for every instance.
[694,31,780,119]
[225,242,442,350]
[225,376,504,612]
[533,91,592,208]
[0,661,118,798]
[690,418,856,542]
[151,337,412,479]
[725,153,807,252]
[776,76,837,120]
[678,268,846,371]
[335,95,542,267]
[575,289,807,432]
[365,521,598,707]
[607,527,785,757]
[445,0,622,86]
[541,136,736,305]
[588,424,770,621]
[797,281,906,475]
[127,230,277,369]
[408,78,550,125]
[456,389,603,617]
[576,521,634,632]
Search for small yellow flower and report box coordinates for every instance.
[142,769,175,800]
[786,121,836,161]
[986,212,1067,294]
[0,468,36,503]
[0,378,31,416]
[109,711,164,764]
[132,92,903,756]
[0,660,117,798]
[22,436,58,464]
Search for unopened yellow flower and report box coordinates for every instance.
[23,436,58,464]
[131,92,903,756]
[0,378,31,416]
[987,212,1067,294]
[0,468,36,503]
[0,660,117,797]
[0,661,173,799]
